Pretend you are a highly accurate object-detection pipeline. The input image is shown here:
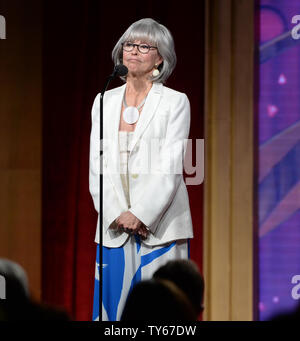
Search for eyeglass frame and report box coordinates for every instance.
[122,41,158,54]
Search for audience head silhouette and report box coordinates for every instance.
[121,278,197,321]
[0,258,69,321]
[153,259,204,317]
[0,258,29,303]
[271,301,300,321]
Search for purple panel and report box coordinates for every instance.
[258,0,300,320]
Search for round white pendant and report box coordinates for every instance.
[123,106,139,124]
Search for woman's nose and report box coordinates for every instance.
[132,44,142,54]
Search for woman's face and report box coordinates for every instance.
[122,40,163,79]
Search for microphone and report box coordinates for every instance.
[102,65,128,94]
[101,64,128,98]
[110,64,128,78]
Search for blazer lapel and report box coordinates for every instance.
[128,82,163,154]
[104,84,127,209]
[104,82,163,210]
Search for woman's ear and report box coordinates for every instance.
[157,56,163,66]
[158,60,163,70]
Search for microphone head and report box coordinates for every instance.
[114,64,128,77]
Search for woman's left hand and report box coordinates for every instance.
[115,211,143,235]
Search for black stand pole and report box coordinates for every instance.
[98,64,127,322]
[99,75,114,322]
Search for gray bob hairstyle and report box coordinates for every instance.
[112,18,177,84]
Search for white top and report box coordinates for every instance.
[119,131,135,209]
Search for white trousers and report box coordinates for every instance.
[93,235,189,321]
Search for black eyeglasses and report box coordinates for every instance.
[122,41,157,54]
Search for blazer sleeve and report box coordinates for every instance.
[89,93,123,227]
[128,92,191,230]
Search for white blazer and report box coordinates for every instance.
[89,82,194,247]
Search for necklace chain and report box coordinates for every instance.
[123,93,147,110]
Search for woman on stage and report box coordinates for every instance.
[89,18,194,321]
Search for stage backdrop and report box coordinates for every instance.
[42,0,204,320]
[0,0,42,302]
[258,0,300,320]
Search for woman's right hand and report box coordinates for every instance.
[136,224,149,239]
[113,215,149,239]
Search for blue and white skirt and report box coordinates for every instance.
[92,235,189,321]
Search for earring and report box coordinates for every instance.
[152,64,160,77]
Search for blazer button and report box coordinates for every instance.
[131,173,139,179]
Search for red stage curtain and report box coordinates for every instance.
[42,0,204,320]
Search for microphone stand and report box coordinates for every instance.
[99,66,124,322]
